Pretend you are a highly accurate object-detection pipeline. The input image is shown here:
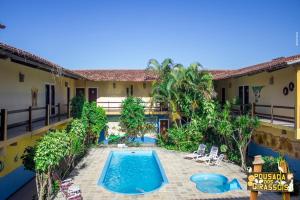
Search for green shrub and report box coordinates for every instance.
[33,130,71,199]
[34,130,71,173]
[21,146,36,171]
[21,99,108,199]
[108,134,126,144]
[79,102,107,144]
[69,119,86,140]
[89,102,107,136]
[68,119,87,155]
[120,97,146,138]
[166,118,205,152]
[220,144,228,153]
[71,94,85,118]
[262,156,281,172]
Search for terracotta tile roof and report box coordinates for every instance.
[73,69,157,82]
[206,70,234,79]
[0,42,84,79]
[214,54,300,80]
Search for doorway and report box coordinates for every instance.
[45,84,55,115]
[88,88,97,102]
[159,119,169,139]
[221,88,226,105]
[238,86,249,113]
[67,87,70,105]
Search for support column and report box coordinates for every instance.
[250,155,264,200]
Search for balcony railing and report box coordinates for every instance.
[0,103,71,141]
[97,101,169,113]
[231,103,295,127]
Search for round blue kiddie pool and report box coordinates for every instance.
[190,174,242,194]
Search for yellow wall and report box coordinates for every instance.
[0,58,76,124]
[75,80,153,108]
[0,120,70,177]
[252,123,300,159]
[215,66,296,118]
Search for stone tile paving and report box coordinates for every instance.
[56,147,299,200]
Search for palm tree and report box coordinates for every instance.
[146,59,215,127]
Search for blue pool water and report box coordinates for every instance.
[102,136,157,144]
[98,151,168,195]
[190,174,242,193]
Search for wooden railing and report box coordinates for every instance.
[253,103,295,124]
[97,101,169,113]
[0,103,71,141]
[231,103,295,124]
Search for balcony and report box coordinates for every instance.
[97,101,169,115]
[0,104,72,145]
[231,103,295,128]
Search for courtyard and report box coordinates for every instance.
[53,146,296,200]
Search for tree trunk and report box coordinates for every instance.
[47,170,52,200]
[37,173,48,200]
[239,146,247,171]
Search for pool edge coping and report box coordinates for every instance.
[97,150,169,196]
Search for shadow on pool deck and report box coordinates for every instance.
[8,178,37,200]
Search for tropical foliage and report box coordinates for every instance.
[88,102,108,138]
[215,102,259,170]
[151,58,260,170]
[146,58,215,127]
[70,94,85,118]
[120,97,146,138]
[22,97,108,200]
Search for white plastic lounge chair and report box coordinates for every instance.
[184,144,206,159]
[206,154,224,166]
[117,143,128,148]
[195,146,218,162]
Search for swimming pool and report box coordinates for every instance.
[190,173,242,193]
[98,151,168,195]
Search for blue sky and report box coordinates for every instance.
[0,0,299,70]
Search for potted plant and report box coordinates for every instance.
[220,144,228,160]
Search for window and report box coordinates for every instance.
[76,88,85,97]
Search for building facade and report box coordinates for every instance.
[0,43,83,199]
[214,55,300,180]
[1,41,300,198]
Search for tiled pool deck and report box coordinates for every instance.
[56,147,299,200]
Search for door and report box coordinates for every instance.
[45,84,50,106]
[221,88,226,105]
[51,85,55,115]
[238,86,249,113]
[67,87,70,104]
[159,119,169,139]
[45,84,55,115]
[88,88,97,102]
[67,87,70,108]
[243,86,249,113]
[239,86,243,112]
[244,86,249,105]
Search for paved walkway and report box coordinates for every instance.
[56,147,298,200]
